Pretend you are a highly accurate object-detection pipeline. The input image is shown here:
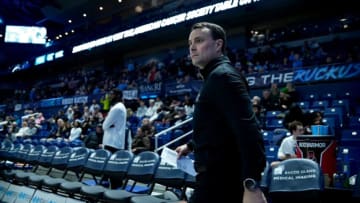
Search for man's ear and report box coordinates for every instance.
[216,39,223,52]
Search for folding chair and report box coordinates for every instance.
[181,174,196,201]
[79,149,134,202]
[153,160,186,192]
[102,151,161,203]
[28,146,73,190]
[353,170,360,201]
[43,147,91,193]
[13,144,46,185]
[57,148,111,199]
[0,143,23,181]
[268,158,324,203]
[130,160,187,202]
[340,129,360,147]
[130,191,182,203]
[25,145,61,188]
[1,143,33,181]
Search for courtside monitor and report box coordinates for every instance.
[4,25,47,44]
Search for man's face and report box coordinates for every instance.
[293,125,304,136]
[188,27,222,69]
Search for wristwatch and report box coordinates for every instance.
[244,178,259,192]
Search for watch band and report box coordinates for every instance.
[244,178,259,191]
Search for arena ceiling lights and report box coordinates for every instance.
[72,0,260,54]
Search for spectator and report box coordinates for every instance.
[81,123,103,149]
[68,119,82,142]
[101,88,127,189]
[271,120,303,167]
[131,124,153,155]
[136,99,148,119]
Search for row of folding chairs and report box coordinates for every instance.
[0,139,193,202]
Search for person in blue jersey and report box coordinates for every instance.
[175,22,267,203]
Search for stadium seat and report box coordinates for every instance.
[153,160,186,192]
[1,143,33,181]
[311,100,329,110]
[0,139,13,161]
[266,118,284,130]
[79,149,134,202]
[181,174,196,201]
[102,151,161,202]
[15,143,34,165]
[13,144,46,185]
[296,101,310,110]
[262,130,273,146]
[265,145,279,163]
[0,143,24,181]
[304,93,319,102]
[272,128,290,146]
[260,161,271,193]
[2,143,23,168]
[27,146,73,189]
[13,145,58,187]
[348,116,360,129]
[57,149,111,199]
[321,117,338,136]
[268,158,324,203]
[60,147,91,180]
[320,92,337,103]
[266,110,283,119]
[129,191,182,203]
[128,161,186,203]
[42,147,90,193]
[324,107,345,127]
[336,146,360,179]
[352,170,360,201]
[340,129,360,147]
[331,99,350,116]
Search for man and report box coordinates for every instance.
[102,88,127,153]
[102,88,127,189]
[277,120,303,161]
[175,22,267,203]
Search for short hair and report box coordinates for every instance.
[289,120,303,133]
[111,88,123,101]
[191,22,227,54]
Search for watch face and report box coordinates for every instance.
[244,178,257,191]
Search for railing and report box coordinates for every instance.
[153,117,193,152]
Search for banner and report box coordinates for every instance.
[39,97,63,108]
[165,80,202,97]
[138,82,162,98]
[123,89,138,100]
[10,62,359,112]
[246,62,360,88]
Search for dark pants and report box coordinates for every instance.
[189,167,244,203]
[103,145,123,189]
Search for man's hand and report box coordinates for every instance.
[243,180,267,203]
[175,144,191,159]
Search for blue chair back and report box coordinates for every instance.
[26,144,46,166]
[82,148,111,176]
[6,143,23,163]
[154,160,186,189]
[126,151,160,183]
[104,149,134,180]
[63,147,90,179]
[37,145,59,168]
[16,143,34,163]
[0,140,13,161]
[124,151,160,194]
[269,158,324,203]
[50,146,73,171]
